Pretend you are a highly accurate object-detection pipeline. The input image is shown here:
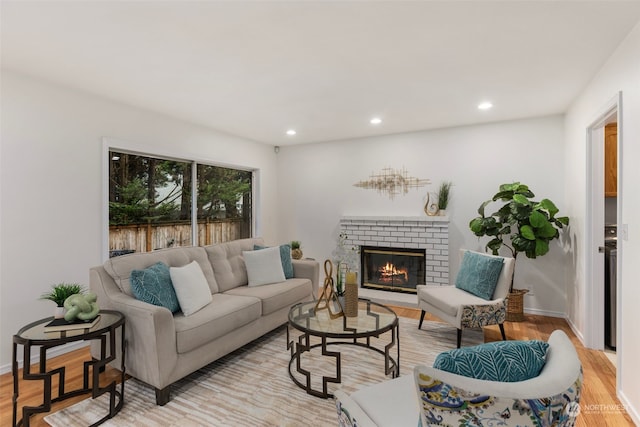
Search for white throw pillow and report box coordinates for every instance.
[243,246,286,287]
[169,261,212,316]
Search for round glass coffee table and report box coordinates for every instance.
[287,298,399,398]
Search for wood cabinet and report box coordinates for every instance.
[605,123,617,197]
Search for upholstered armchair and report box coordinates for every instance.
[417,249,515,348]
[335,330,583,427]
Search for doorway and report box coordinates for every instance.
[585,92,621,388]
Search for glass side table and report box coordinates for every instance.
[12,310,126,427]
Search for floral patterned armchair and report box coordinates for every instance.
[335,330,582,427]
[417,249,516,348]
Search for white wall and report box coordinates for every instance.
[0,71,278,370]
[276,115,568,317]
[564,21,640,423]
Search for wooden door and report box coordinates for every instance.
[604,123,617,197]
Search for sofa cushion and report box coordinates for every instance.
[433,340,550,382]
[170,261,213,316]
[455,250,505,300]
[205,237,265,292]
[103,246,219,296]
[173,293,262,354]
[349,375,419,427]
[417,285,491,317]
[130,261,180,313]
[225,278,313,316]
[254,244,294,279]
[243,246,286,287]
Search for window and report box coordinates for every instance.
[196,163,252,245]
[108,150,252,257]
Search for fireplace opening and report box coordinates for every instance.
[361,246,425,293]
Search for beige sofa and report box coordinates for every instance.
[90,237,319,405]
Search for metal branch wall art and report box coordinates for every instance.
[354,167,430,200]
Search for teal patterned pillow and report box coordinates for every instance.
[254,244,294,279]
[433,340,549,382]
[455,251,504,300]
[130,262,180,313]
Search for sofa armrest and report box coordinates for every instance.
[460,299,506,328]
[334,390,377,427]
[292,259,320,297]
[90,267,178,388]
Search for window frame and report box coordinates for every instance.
[102,138,258,261]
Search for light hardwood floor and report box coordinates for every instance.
[1,309,634,426]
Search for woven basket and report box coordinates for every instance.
[344,282,359,317]
[506,288,529,322]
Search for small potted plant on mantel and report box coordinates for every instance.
[437,181,453,216]
[469,182,569,321]
[40,283,85,318]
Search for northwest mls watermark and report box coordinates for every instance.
[567,402,629,416]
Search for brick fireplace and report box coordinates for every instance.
[339,216,449,294]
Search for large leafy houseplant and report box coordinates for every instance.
[469,182,569,292]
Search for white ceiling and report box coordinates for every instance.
[2,1,640,146]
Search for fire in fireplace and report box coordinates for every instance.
[361,246,426,293]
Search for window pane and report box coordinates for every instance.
[196,164,252,245]
[109,151,192,256]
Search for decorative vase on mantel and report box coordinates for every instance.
[423,193,440,216]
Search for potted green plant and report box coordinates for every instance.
[437,181,453,214]
[40,283,85,318]
[469,182,569,320]
[290,241,303,260]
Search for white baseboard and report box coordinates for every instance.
[0,341,89,375]
[618,390,640,426]
[564,314,585,346]
[523,307,565,318]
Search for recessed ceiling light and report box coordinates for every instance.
[286,129,296,136]
[370,117,382,125]
[478,102,493,110]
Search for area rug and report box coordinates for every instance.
[45,318,483,427]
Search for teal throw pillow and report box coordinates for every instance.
[433,340,550,382]
[455,251,504,300]
[130,262,180,313]
[254,244,294,279]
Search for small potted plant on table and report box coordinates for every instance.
[40,283,85,318]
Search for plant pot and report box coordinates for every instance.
[506,288,529,322]
[291,248,303,260]
[54,306,66,319]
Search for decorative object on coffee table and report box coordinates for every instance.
[291,241,303,260]
[344,272,358,317]
[315,260,343,319]
[469,182,569,321]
